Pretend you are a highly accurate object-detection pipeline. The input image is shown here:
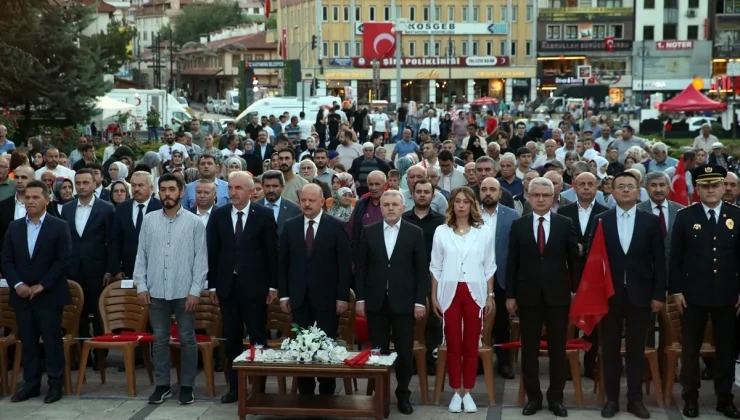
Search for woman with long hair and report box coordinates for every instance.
[430,186,496,413]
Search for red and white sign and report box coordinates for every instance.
[604,36,614,52]
[362,22,396,59]
[281,29,287,59]
[656,40,695,50]
[352,56,509,68]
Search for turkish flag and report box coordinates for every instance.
[362,22,396,59]
[604,36,615,52]
[265,0,270,18]
[569,220,614,336]
[668,156,689,205]
[281,29,287,60]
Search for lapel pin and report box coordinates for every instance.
[727,219,734,229]
[693,224,701,230]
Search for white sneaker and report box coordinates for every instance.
[448,393,462,413]
[462,393,478,413]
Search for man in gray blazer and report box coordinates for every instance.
[259,170,301,236]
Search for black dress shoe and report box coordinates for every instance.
[522,401,542,416]
[220,390,238,404]
[682,400,699,418]
[548,403,568,417]
[717,402,740,419]
[702,367,714,380]
[11,387,40,403]
[627,401,650,419]
[44,388,62,404]
[497,365,515,379]
[397,397,413,415]
[601,401,619,418]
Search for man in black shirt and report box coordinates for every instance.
[245,114,263,142]
[510,122,532,150]
[396,103,408,143]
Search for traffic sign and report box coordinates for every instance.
[248,60,286,69]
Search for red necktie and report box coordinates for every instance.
[657,205,666,238]
[538,216,546,255]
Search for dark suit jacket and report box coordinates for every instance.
[278,212,352,310]
[254,143,276,162]
[257,198,301,237]
[207,203,279,299]
[98,188,111,202]
[188,205,214,230]
[110,198,163,277]
[354,221,428,314]
[2,214,72,309]
[61,198,116,280]
[592,208,666,307]
[506,213,581,306]
[557,201,609,256]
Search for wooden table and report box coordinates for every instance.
[234,361,392,420]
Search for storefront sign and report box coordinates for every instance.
[715,44,740,59]
[656,41,694,50]
[246,60,285,69]
[352,56,509,68]
[326,72,371,79]
[537,40,632,52]
[416,70,440,79]
[538,7,633,21]
[355,22,507,36]
[633,78,710,91]
[476,71,529,78]
[329,58,354,67]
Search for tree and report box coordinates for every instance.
[172,1,249,46]
[80,19,137,74]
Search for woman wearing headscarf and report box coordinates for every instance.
[139,151,163,178]
[108,161,129,184]
[103,145,135,181]
[164,150,186,174]
[590,156,609,180]
[327,187,354,222]
[184,167,200,184]
[109,180,131,207]
[47,176,74,217]
[223,156,244,180]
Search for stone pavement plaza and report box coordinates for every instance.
[0,354,735,420]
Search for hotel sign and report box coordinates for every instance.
[354,22,508,36]
[538,40,633,52]
[353,56,510,68]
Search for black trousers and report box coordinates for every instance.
[493,281,510,368]
[366,295,415,398]
[680,304,736,404]
[222,276,268,392]
[291,295,339,395]
[519,299,569,404]
[601,288,651,404]
[16,307,64,391]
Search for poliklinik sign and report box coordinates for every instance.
[352,56,510,68]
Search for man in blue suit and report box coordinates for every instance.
[3,180,71,403]
[479,177,518,379]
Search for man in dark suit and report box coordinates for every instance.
[3,180,71,403]
[278,183,352,394]
[86,162,111,202]
[506,176,580,417]
[557,172,609,378]
[355,190,428,415]
[592,171,666,419]
[472,156,515,208]
[254,129,276,162]
[207,171,278,404]
[670,164,740,419]
[61,169,116,366]
[188,178,217,229]
[258,170,301,236]
[0,165,35,269]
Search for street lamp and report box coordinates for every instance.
[446,37,454,106]
[637,40,649,107]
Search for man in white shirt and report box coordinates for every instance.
[417,140,440,170]
[580,135,599,161]
[595,126,615,156]
[297,111,315,140]
[692,123,718,152]
[336,129,363,169]
[158,129,190,162]
[371,109,389,138]
[188,179,217,228]
[34,147,75,180]
[103,133,123,162]
[533,139,558,169]
[419,109,440,138]
[555,132,577,163]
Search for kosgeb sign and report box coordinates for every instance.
[537,40,633,52]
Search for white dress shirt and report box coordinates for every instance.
[132,198,151,227]
[650,199,669,232]
[383,221,400,260]
[266,197,282,222]
[196,205,213,227]
[304,210,322,238]
[14,194,26,220]
[616,205,637,254]
[481,205,499,239]
[420,117,440,136]
[532,211,551,244]
[231,201,251,231]
[75,196,96,237]
[95,185,103,198]
[577,200,595,236]
[34,165,76,180]
[702,202,722,222]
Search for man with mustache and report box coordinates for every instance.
[277,148,308,203]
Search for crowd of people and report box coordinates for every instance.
[0,103,739,420]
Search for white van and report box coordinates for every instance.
[105,89,192,129]
[235,96,342,123]
[224,89,240,116]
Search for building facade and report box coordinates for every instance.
[710,0,740,96]
[278,0,538,105]
[633,0,712,100]
[535,0,634,104]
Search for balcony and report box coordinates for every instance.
[538,7,633,22]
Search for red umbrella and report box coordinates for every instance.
[472,97,499,106]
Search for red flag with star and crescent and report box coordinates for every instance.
[362,22,396,59]
[668,156,689,205]
[605,36,615,52]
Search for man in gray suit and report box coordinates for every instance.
[523,171,573,215]
[259,170,301,236]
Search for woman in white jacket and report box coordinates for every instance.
[430,186,496,413]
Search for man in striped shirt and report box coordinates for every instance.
[133,173,208,406]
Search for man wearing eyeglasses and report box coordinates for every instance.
[592,171,666,419]
[669,164,740,419]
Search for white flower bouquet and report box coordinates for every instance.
[280,323,347,363]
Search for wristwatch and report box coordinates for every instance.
[487,292,494,298]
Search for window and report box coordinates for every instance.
[473,6,479,21]
[409,6,415,20]
[663,23,677,39]
[688,0,699,7]
[499,6,506,21]
[355,42,361,55]
[332,6,338,21]
[344,42,350,57]
[434,42,441,56]
[322,42,328,58]
[643,25,655,40]
[143,31,147,41]
[462,6,468,21]
[396,6,401,18]
[486,41,493,55]
[644,0,655,8]
[343,6,349,21]
[369,7,375,20]
[472,41,479,55]
[332,42,339,57]
[512,6,518,22]
[355,6,361,21]
[461,41,468,56]
[511,41,517,56]
[525,41,532,56]
[434,6,441,20]
[610,24,623,39]
[448,6,455,20]
[664,0,677,7]
[254,54,264,61]
[526,5,533,22]
[409,41,416,56]
[384,6,390,20]
[592,24,607,39]
[500,40,507,55]
[597,0,622,6]
[423,6,429,21]
[687,25,699,39]
[322,6,328,21]
[564,25,578,39]
[423,42,430,57]
[546,25,561,39]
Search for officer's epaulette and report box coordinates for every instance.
[724,201,740,208]
[678,203,699,212]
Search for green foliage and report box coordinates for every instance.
[247,15,276,30]
[0,108,19,140]
[172,1,250,46]
[94,139,160,162]
[38,125,84,155]
[80,19,137,74]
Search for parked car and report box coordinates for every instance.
[205,99,219,113]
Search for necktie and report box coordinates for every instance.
[537,216,546,255]
[709,209,717,224]
[306,220,315,254]
[136,204,145,232]
[657,205,666,238]
[620,212,630,254]
[235,211,244,243]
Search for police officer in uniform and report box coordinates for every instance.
[669,164,740,419]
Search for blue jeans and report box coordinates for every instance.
[149,298,197,387]
[394,122,406,143]
[147,127,159,141]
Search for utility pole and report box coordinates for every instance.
[639,40,649,107]
[446,36,453,106]
[169,24,174,93]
